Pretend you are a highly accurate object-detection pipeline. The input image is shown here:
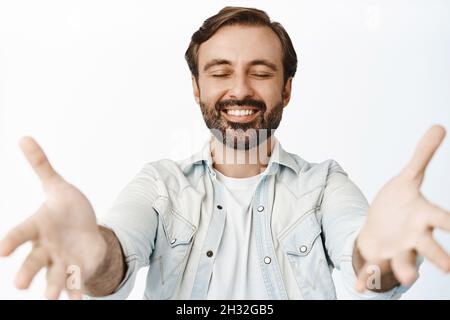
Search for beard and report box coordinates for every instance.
[200,97,284,150]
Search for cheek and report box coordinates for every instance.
[256,84,283,106]
[198,81,227,104]
[251,77,283,95]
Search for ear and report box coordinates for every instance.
[192,76,200,105]
[282,77,293,107]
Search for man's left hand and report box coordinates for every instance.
[355,125,450,292]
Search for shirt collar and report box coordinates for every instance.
[266,137,301,175]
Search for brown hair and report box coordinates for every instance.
[185,6,298,85]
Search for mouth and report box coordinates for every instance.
[220,107,261,124]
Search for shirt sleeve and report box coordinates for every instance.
[86,163,160,300]
[319,161,418,299]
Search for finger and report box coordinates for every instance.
[45,263,66,300]
[0,214,39,257]
[428,204,450,232]
[416,234,450,273]
[402,125,446,183]
[391,251,418,286]
[14,246,49,289]
[354,261,386,293]
[67,289,83,300]
[19,136,61,187]
[355,262,371,293]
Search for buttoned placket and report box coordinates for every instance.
[252,163,288,299]
[190,164,227,299]
[190,161,288,299]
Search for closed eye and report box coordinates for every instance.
[211,74,230,78]
[252,73,272,78]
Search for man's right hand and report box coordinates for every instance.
[0,137,108,299]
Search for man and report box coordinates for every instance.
[0,6,449,300]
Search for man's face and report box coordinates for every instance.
[192,25,292,150]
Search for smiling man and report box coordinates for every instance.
[0,6,449,300]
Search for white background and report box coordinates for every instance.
[0,0,449,299]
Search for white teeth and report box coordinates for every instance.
[226,109,255,116]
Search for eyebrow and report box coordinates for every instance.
[203,59,278,72]
[203,59,231,72]
[249,59,278,71]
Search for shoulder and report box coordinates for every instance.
[137,157,201,195]
[280,152,349,192]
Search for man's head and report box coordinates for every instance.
[185,7,297,150]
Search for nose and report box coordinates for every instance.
[228,74,254,100]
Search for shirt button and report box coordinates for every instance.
[257,205,265,212]
[217,205,223,210]
[264,256,272,264]
[206,250,214,258]
[170,238,177,245]
[299,245,308,253]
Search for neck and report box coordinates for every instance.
[211,135,274,178]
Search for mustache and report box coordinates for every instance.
[215,98,267,113]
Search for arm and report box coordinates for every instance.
[83,226,126,297]
[319,162,401,299]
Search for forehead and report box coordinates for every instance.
[197,24,283,69]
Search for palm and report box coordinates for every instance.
[363,177,426,258]
[36,183,103,274]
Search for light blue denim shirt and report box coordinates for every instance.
[93,138,411,300]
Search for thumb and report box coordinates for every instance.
[401,125,446,184]
[19,136,62,189]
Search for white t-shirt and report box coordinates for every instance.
[206,169,269,299]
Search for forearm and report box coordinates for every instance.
[83,226,127,297]
[352,238,399,293]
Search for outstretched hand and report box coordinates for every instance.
[355,125,450,292]
[0,137,106,299]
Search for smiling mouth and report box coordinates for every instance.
[221,108,261,123]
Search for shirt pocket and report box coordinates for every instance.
[279,209,336,299]
[147,197,196,299]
